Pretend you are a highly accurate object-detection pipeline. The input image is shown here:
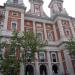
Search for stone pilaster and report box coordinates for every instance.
[33,21,36,34]
[63,50,74,75]
[35,52,40,75]
[57,20,65,39]
[58,51,64,74]
[53,24,58,41]
[47,51,53,75]
[43,23,47,40]
[69,20,75,38]
[20,48,24,75]
[20,63,24,75]
[21,11,24,32]
[4,9,8,30]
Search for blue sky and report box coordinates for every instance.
[0,0,75,17]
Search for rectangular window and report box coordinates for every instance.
[51,52,57,62]
[12,11,18,16]
[0,21,3,30]
[34,4,40,13]
[34,4,41,16]
[48,31,53,41]
[11,20,17,30]
[64,28,71,37]
[39,52,45,62]
[36,31,43,41]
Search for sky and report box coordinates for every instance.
[0,0,75,17]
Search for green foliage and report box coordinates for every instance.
[21,31,45,61]
[2,30,20,75]
[1,30,45,75]
[65,38,75,55]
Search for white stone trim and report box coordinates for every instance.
[69,20,75,38]
[33,21,36,34]
[53,24,58,41]
[43,23,47,40]
[58,51,64,74]
[63,50,74,75]
[25,17,53,24]
[35,52,40,75]
[47,51,53,75]
[57,20,65,39]
[4,10,8,30]
[21,12,24,31]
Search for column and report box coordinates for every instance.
[20,48,24,75]
[43,23,47,40]
[53,24,58,41]
[4,9,8,30]
[33,21,36,34]
[57,20,65,39]
[63,50,74,75]
[35,52,40,75]
[21,11,24,31]
[47,51,53,75]
[69,21,75,38]
[58,51,64,74]
[20,63,24,75]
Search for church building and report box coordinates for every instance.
[0,0,75,75]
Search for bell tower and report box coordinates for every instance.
[49,0,68,17]
[29,0,43,16]
[28,0,47,17]
[4,0,26,32]
[6,0,24,7]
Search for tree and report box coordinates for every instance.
[2,30,21,75]
[0,30,3,74]
[65,38,75,55]
[22,31,45,60]
[2,31,45,75]
[20,31,45,75]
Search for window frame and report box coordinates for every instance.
[47,31,53,41]
[64,28,71,37]
[51,52,58,62]
[36,31,43,41]
[12,11,18,16]
[34,4,41,16]
[11,20,17,30]
[39,51,46,62]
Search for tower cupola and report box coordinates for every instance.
[28,0,48,17]
[49,0,68,17]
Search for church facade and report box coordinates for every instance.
[0,0,75,75]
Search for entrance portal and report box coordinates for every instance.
[52,64,58,74]
[25,65,34,75]
[40,65,47,75]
